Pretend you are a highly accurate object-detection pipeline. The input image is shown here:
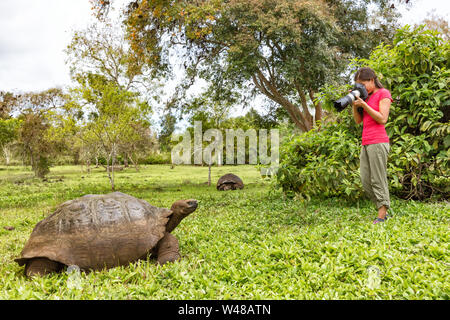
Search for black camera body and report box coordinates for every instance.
[334,83,369,114]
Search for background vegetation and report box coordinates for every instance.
[276,26,449,201]
[1,165,448,299]
[0,0,448,300]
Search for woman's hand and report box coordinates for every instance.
[353,96,367,108]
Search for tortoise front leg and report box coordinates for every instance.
[25,257,63,277]
[155,233,180,265]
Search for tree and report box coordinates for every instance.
[71,73,152,190]
[118,118,158,171]
[92,0,404,132]
[66,20,155,189]
[14,88,69,178]
[0,91,19,118]
[419,10,449,41]
[66,20,150,92]
[0,92,20,165]
[0,118,20,165]
[158,109,177,152]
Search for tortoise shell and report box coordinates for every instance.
[217,173,244,191]
[15,192,172,271]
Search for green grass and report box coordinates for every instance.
[0,164,448,299]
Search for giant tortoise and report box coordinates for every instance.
[15,192,198,277]
[216,173,244,191]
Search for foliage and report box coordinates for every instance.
[420,10,450,41]
[354,25,450,200]
[276,111,362,200]
[158,111,177,152]
[17,113,52,178]
[140,152,171,164]
[0,118,21,148]
[0,91,19,118]
[94,0,403,132]
[70,73,153,190]
[180,105,283,167]
[12,89,69,178]
[66,20,158,189]
[276,25,449,201]
[65,20,152,92]
[0,165,448,299]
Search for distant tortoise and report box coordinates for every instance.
[15,192,198,277]
[217,173,244,191]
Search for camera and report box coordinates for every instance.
[334,83,368,113]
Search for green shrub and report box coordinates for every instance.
[277,111,363,201]
[277,26,449,201]
[141,152,171,164]
[33,155,51,178]
[357,25,449,200]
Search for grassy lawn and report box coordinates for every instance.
[0,164,448,299]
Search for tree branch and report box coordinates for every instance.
[253,69,308,131]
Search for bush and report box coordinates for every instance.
[358,25,449,200]
[277,26,449,201]
[33,155,51,178]
[277,111,363,201]
[140,152,171,164]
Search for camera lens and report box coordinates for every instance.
[334,93,355,111]
[333,83,368,112]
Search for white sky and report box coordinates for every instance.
[0,0,448,94]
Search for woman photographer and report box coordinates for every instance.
[352,67,392,224]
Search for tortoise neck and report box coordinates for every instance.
[165,212,186,233]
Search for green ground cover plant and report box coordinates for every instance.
[0,165,448,299]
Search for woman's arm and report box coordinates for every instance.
[352,103,363,124]
[354,97,391,125]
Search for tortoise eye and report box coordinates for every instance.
[187,200,198,207]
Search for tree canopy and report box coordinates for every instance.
[92,0,404,131]
[66,20,156,189]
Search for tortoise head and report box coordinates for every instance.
[170,199,198,217]
[166,199,198,233]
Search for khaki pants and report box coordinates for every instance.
[360,143,390,210]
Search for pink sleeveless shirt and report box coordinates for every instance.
[362,88,392,145]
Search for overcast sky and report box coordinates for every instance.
[0,0,449,94]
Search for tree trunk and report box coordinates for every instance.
[86,159,91,173]
[111,146,116,191]
[73,150,80,165]
[106,151,115,191]
[128,154,139,172]
[2,145,11,166]
[309,90,323,126]
[208,162,212,186]
[251,68,324,132]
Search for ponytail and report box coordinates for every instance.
[374,77,384,89]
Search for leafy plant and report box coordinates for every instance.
[354,25,450,200]
[0,164,448,299]
[276,111,362,201]
[277,25,449,201]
